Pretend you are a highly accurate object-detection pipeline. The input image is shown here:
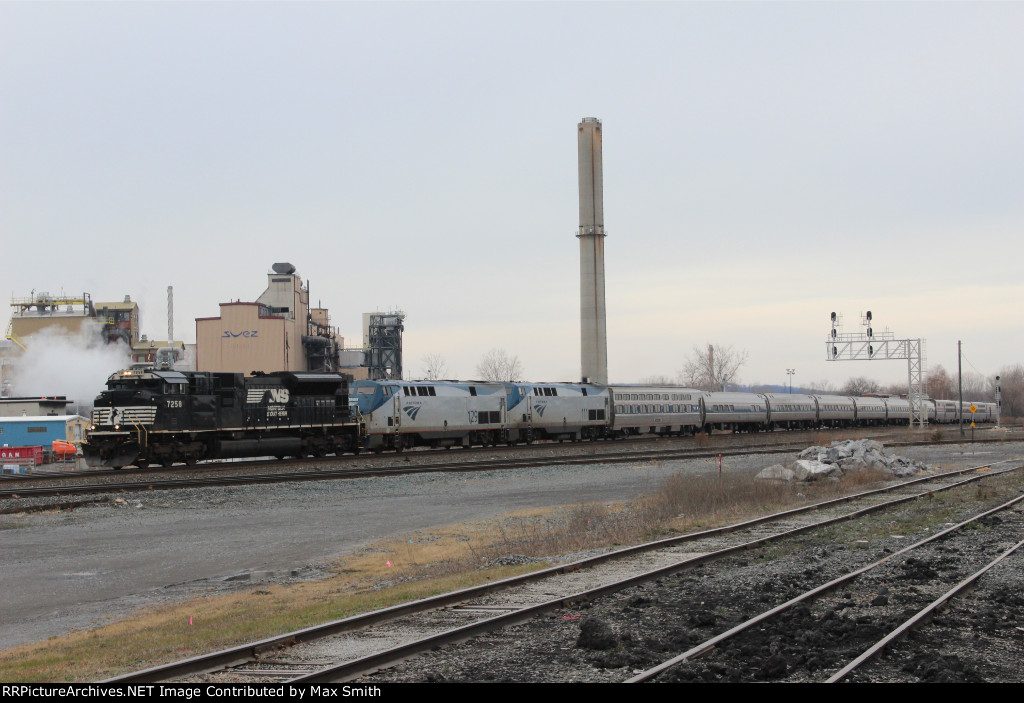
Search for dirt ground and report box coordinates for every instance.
[0,439,1016,655]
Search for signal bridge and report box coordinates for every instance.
[826,311,927,429]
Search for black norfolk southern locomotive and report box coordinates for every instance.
[85,369,360,468]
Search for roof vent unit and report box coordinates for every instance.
[272,263,296,275]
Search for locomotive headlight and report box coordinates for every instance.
[114,424,120,430]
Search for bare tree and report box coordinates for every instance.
[841,376,882,396]
[677,343,749,391]
[420,353,450,381]
[994,365,1023,418]
[639,374,674,385]
[475,349,524,382]
[924,365,956,400]
[880,381,907,396]
[807,379,836,394]
[961,371,988,401]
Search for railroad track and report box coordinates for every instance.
[627,492,1024,682]
[0,429,1013,502]
[0,444,792,500]
[5,427,1018,490]
[0,427,891,484]
[103,457,1022,683]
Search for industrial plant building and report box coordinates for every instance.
[5,293,140,348]
[2,263,405,415]
[195,263,343,376]
[195,263,400,380]
[0,396,72,417]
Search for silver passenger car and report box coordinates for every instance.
[702,391,769,432]
[853,396,888,425]
[610,385,703,436]
[814,395,857,428]
[763,393,818,430]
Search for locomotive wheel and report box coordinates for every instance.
[184,456,197,467]
[134,460,149,469]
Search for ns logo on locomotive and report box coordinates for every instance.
[85,370,997,468]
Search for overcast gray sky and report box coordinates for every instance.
[1,1,1020,389]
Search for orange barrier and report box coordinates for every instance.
[52,440,78,457]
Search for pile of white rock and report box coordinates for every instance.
[756,439,929,482]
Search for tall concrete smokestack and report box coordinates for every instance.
[578,117,608,385]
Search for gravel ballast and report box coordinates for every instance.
[0,438,1019,653]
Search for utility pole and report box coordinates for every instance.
[958,340,964,438]
[994,375,1002,427]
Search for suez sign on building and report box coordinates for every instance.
[223,330,259,338]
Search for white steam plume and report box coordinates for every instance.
[9,327,132,409]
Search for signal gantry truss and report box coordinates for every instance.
[826,311,927,428]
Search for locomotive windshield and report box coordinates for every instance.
[107,378,162,392]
